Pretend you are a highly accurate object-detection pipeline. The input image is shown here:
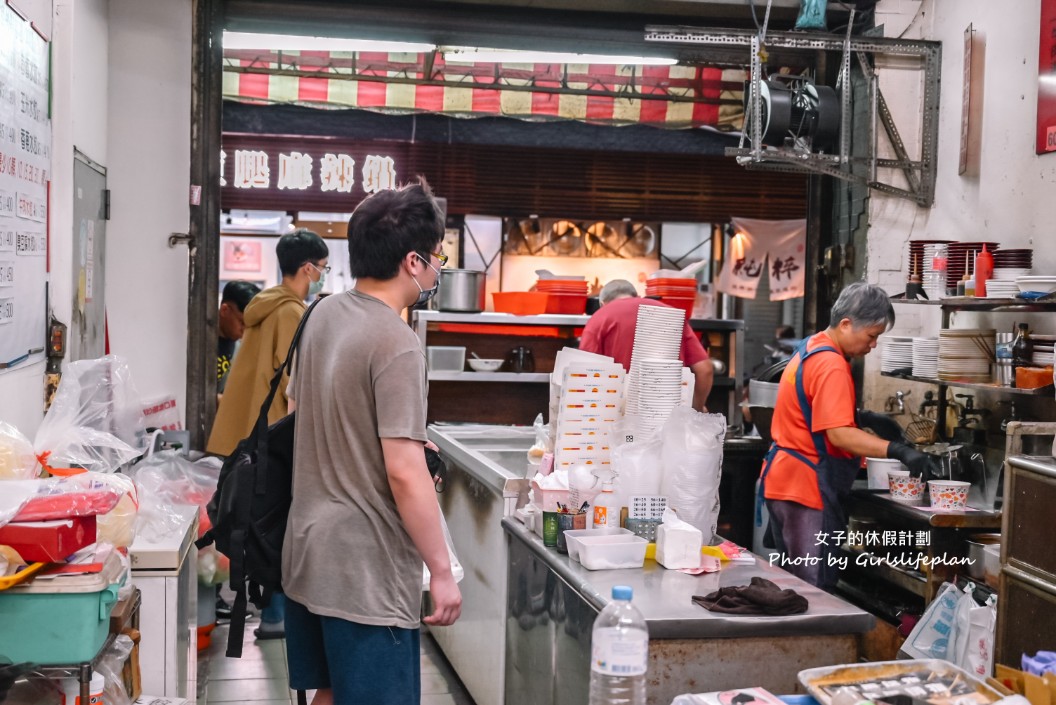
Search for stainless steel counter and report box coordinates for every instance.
[502,517,874,639]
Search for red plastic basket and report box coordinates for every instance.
[492,292,550,315]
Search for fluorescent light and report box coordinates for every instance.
[223,31,434,54]
[441,47,677,66]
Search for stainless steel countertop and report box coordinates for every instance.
[502,517,875,639]
[428,424,535,495]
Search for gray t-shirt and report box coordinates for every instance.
[281,289,428,628]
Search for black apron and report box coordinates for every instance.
[758,340,858,589]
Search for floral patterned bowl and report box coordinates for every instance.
[928,480,971,511]
[888,470,925,501]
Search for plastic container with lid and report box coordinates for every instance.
[426,346,466,372]
[0,551,125,664]
[577,534,648,570]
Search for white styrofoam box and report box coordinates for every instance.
[577,534,648,570]
[655,521,703,570]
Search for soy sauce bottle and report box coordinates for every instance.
[1012,323,1033,372]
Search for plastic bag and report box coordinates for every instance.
[903,581,959,659]
[659,407,726,541]
[0,422,37,480]
[10,475,125,522]
[422,502,464,590]
[93,472,139,548]
[126,451,221,543]
[95,633,135,705]
[611,420,664,499]
[950,583,997,678]
[795,0,827,30]
[33,356,147,475]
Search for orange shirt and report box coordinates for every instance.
[761,331,857,510]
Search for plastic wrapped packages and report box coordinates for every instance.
[92,472,139,548]
[125,450,221,543]
[9,475,124,522]
[33,356,147,475]
[94,633,135,705]
[659,407,726,541]
[0,423,36,480]
[611,420,663,500]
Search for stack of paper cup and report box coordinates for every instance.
[625,304,686,415]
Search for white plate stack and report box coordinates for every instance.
[1032,336,1056,366]
[938,328,995,382]
[1016,276,1056,294]
[911,337,940,379]
[982,279,1021,299]
[625,304,686,416]
[881,337,915,373]
[634,358,685,435]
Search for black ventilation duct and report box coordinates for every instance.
[746,77,841,152]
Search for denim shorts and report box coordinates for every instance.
[285,596,421,704]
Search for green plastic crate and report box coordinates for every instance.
[0,553,122,664]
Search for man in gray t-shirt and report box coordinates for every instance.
[282,181,461,705]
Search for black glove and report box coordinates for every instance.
[887,441,941,479]
[424,446,448,489]
[857,409,906,443]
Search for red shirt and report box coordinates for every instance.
[578,297,708,371]
[762,331,857,510]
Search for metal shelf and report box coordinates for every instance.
[838,545,928,598]
[414,310,745,331]
[428,372,550,383]
[880,371,1055,396]
[891,297,1056,312]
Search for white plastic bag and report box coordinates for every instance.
[903,581,960,659]
[950,583,997,678]
[422,503,464,590]
[659,407,726,541]
[611,424,664,499]
[126,451,221,543]
[0,422,36,480]
[33,356,147,474]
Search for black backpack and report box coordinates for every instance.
[198,298,320,659]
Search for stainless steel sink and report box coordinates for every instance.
[477,449,531,475]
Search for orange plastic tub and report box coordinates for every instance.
[544,293,587,315]
[492,292,550,315]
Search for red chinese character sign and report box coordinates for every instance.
[1038,0,1056,154]
[716,218,806,301]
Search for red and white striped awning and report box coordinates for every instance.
[222,49,747,130]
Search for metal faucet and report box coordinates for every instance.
[885,389,910,415]
[996,400,1023,432]
[954,394,989,427]
[918,390,939,417]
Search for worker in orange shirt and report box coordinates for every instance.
[759,282,938,589]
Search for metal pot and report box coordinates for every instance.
[437,269,486,312]
[965,533,1001,580]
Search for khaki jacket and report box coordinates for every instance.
[206,284,306,456]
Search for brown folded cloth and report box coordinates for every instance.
[692,577,809,615]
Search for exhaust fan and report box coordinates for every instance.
[746,77,841,153]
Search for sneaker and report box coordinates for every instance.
[215,596,232,621]
[254,623,285,640]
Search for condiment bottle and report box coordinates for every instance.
[592,482,619,529]
[1012,323,1033,378]
[975,245,994,297]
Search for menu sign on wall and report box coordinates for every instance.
[0,6,49,371]
[1038,0,1056,154]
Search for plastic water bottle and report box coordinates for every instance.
[589,585,648,705]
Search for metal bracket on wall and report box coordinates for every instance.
[645,26,941,207]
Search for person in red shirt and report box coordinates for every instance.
[759,282,938,588]
[579,279,713,411]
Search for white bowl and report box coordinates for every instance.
[468,358,503,372]
[866,457,906,489]
[1016,277,1056,294]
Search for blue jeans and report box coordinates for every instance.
[261,591,286,625]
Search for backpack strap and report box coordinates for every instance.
[253,297,323,495]
[224,467,256,658]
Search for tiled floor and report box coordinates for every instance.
[198,614,477,705]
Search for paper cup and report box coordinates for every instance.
[928,480,970,511]
[888,470,925,502]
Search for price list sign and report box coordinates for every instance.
[0,7,49,369]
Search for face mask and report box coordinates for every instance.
[308,264,326,297]
[412,253,442,305]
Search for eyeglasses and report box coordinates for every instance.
[309,262,331,274]
[428,250,449,267]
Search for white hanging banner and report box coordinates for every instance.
[716,227,766,299]
[719,218,807,301]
